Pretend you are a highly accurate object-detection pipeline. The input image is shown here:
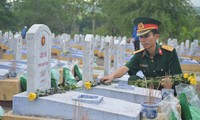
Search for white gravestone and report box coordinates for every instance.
[100,36,105,51]
[83,34,94,83]
[93,35,97,48]
[0,30,2,44]
[26,24,52,93]
[167,38,172,46]
[193,39,199,48]
[190,42,194,54]
[104,36,111,76]
[3,32,8,41]
[74,34,79,42]
[119,37,126,66]
[8,31,14,50]
[80,34,85,42]
[172,38,177,47]
[95,35,101,48]
[113,38,120,71]
[61,35,66,53]
[180,42,185,54]
[14,34,22,60]
[59,35,63,46]
[63,34,69,52]
[118,36,122,43]
[185,39,190,53]
[0,30,2,39]
[116,37,122,68]
[2,32,9,47]
[185,39,190,49]
[67,34,71,41]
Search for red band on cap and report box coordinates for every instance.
[138,23,158,32]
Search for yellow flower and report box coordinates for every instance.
[190,78,197,85]
[28,92,37,101]
[188,76,193,81]
[84,81,92,90]
[183,73,189,78]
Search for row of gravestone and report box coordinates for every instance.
[24,24,128,93]
[167,38,199,55]
[12,24,161,120]
[0,29,132,59]
[0,28,130,71]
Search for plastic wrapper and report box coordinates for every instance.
[159,94,181,120]
[178,93,192,120]
[63,67,77,86]
[0,106,4,117]
[175,83,189,96]
[183,85,200,108]
[189,105,200,120]
[73,64,82,81]
[176,84,200,120]
[51,69,60,88]
[20,73,27,91]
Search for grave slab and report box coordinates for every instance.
[13,91,141,120]
[77,84,161,104]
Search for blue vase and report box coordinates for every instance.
[141,102,158,119]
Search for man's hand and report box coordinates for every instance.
[101,74,114,83]
[161,77,172,89]
[100,66,129,84]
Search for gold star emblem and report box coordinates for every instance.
[41,36,45,46]
[138,23,144,30]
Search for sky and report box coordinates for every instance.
[191,0,200,7]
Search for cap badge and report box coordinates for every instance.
[138,23,144,30]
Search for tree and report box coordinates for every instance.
[0,0,16,31]
[62,0,89,34]
[8,0,200,42]
[98,0,199,42]
[13,0,66,34]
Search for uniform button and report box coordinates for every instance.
[161,69,163,71]
[153,70,155,72]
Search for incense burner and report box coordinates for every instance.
[140,102,158,119]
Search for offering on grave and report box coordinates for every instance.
[28,92,37,101]
[84,81,92,90]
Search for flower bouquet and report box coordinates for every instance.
[128,73,196,88]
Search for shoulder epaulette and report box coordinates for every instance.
[133,48,145,54]
[161,45,174,52]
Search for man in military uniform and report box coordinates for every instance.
[101,17,182,85]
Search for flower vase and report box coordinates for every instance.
[140,102,158,119]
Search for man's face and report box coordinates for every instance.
[139,32,158,49]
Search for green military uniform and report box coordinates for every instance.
[125,43,182,81]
